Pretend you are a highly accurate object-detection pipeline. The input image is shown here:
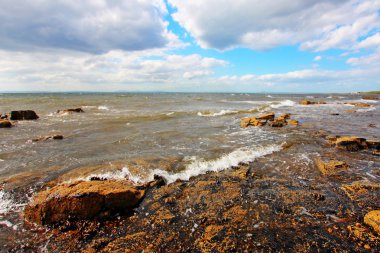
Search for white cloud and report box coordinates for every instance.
[355,33,380,49]
[314,56,322,61]
[169,0,380,51]
[0,0,178,53]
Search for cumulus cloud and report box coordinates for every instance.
[168,0,380,51]
[314,56,322,61]
[0,0,177,53]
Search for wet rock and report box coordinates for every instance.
[343,102,371,108]
[24,180,145,225]
[335,136,367,151]
[299,100,326,105]
[32,135,64,142]
[287,119,299,126]
[268,120,285,127]
[366,140,380,150]
[368,124,376,128]
[10,110,39,120]
[364,210,380,235]
[362,96,379,100]
[250,117,267,127]
[340,181,380,202]
[330,113,339,116]
[315,158,349,175]
[325,135,339,145]
[0,113,8,119]
[373,151,380,156]
[256,112,275,121]
[57,108,84,114]
[240,118,251,128]
[0,120,12,128]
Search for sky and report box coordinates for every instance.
[0,0,380,93]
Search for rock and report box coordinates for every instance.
[366,140,380,150]
[335,136,367,151]
[325,135,339,145]
[256,112,275,121]
[373,151,380,156]
[57,108,84,113]
[368,124,376,128]
[10,110,39,120]
[240,118,251,128]
[330,113,339,116]
[364,210,380,235]
[315,159,349,175]
[343,102,371,108]
[299,100,326,105]
[250,117,267,127]
[362,96,379,100]
[0,120,12,128]
[0,113,8,119]
[32,135,64,142]
[287,119,299,126]
[24,180,145,225]
[277,113,290,121]
[268,120,285,127]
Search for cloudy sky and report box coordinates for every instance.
[0,0,380,92]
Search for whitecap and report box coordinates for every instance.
[98,106,110,110]
[0,190,16,215]
[270,100,296,108]
[197,109,238,117]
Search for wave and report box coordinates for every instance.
[197,110,239,117]
[357,107,376,112]
[266,95,273,98]
[270,100,296,108]
[98,106,110,110]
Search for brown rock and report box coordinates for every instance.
[373,151,380,156]
[287,119,299,126]
[57,108,84,113]
[344,102,371,108]
[268,120,285,127]
[280,113,291,119]
[368,124,376,128]
[362,96,379,100]
[24,180,145,225]
[0,120,12,128]
[9,110,39,120]
[366,140,380,150]
[299,100,326,105]
[364,210,380,235]
[335,136,367,151]
[250,118,267,127]
[240,118,251,128]
[256,112,275,121]
[315,159,349,175]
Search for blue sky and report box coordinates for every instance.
[0,0,379,92]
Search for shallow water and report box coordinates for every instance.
[0,92,379,247]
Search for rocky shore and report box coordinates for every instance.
[1,101,380,252]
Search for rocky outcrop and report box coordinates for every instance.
[256,112,275,121]
[362,96,379,100]
[10,110,39,120]
[366,140,380,150]
[335,136,367,151]
[24,180,145,225]
[57,108,84,114]
[343,102,371,108]
[240,112,299,128]
[299,100,326,105]
[315,158,349,175]
[364,211,380,235]
[0,120,12,128]
[32,135,63,142]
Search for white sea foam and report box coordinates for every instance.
[270,100,296,108]
[0,190,16,215]
[166,112,175,116]
[117,144,282,185]
[98,106,110,110]
[266,95,273,98]
[357,107,376,112]
[197,109,238,117]
[82,106,97,109]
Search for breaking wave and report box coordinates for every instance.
[270,100,296,108]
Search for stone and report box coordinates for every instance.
[0,113,8,119]
[32,135,64,142]
[57,108,84,113]
[9,110,39,120]
[368,124,376,128]
[343,102,371,108]
[364,210,380,235]
[268,120,285,127]
[362,96,379,100]
[287,119,299,126]
[299,100,326,105]
[240,118,251,128]
[256,112,275,121]
[335,136,367,151]
[250,118,267,127]
[366,140,380,150]
[315,159,349,175]
[0,120,12,128]
[24,180,145,225]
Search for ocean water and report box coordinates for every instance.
[0,92,379,243]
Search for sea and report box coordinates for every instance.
[0,92,379,245]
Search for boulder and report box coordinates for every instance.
[57,108,84,114]
[280,113,291,119]
[368,124,376,128]
[287,119,299,126]
[343,102,371,108]
[0,120,12,128]
[364,210,380,235]
[250,117,267,127]
[256,112,275,121]
[268,120,286,127]
[315,159,349,175]
[335,136,367,151]
[366,140,380,150]
[362,96,379,100]
[299,100,326,105]
[10,110,39,120]
[24,180,145,225]
[32,135,64,142]
[240,118,251,128]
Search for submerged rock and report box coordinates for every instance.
[57,108,84,114]
[10,110,39,120]
[335,136,367,151]
[24,180,145,225]
[364,211,380,235]
[0,120,12,128]
[32,135,64,142]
